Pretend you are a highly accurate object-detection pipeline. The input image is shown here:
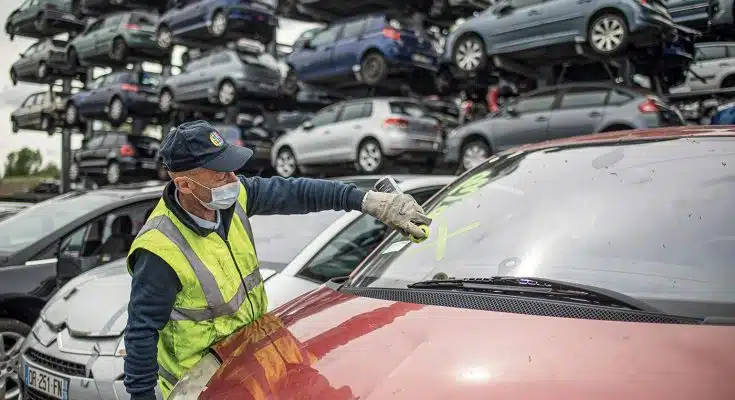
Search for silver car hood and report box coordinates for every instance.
[43,259,131,338]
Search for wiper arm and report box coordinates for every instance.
[408,276,662,313]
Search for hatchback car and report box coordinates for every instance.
[671,42,735,92]
[10,39,81,85]
[445,0,675,73]
[158,48,282,112]
[444,83,685,172]
[272,97,443,177]
[70,132,161,185]
[11,91,68,135]
[167,126,735,400]
[5,0,84,41]
[71,0,168,18]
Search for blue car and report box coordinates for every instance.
[286,13,438,89]
[155,0,277,50]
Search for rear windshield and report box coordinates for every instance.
[128,13,157,27]
[127,135,159,146]
[51,40,67,47]
[137,72,161,87]
[390,101,429,118]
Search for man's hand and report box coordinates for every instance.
[361,191,432,239]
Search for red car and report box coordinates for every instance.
[170,126,735,399]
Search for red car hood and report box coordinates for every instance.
[205,286,735,400]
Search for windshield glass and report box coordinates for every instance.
[348,137,735,318]
[0,191,124,253]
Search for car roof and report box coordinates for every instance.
[526,82,643,95]
[51,182,164,203]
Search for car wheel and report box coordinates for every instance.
[37,62,47,79]
[282,69,299,96]
[40,114,53,134]
[588,13,629,56]
[275,147,298,178]
[217,80,236,105]
[11,118,18,133]
[67,47,80,68]
[106,162,121,185]
[69,162,80,182]
[34,12,47,33]
[110,38,128,62]
[453,34,487,73]
[359,51,387,86]
[159,89,173,112]
[0,319,29,400]
[9,68,17,86]
[107,96,126,126]
[156,24,173,50]
[209,10,227,37]
[65,102,78,125]
[459,139,490,173]
[356,139,383,173]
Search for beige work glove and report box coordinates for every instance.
[361,191,432,240]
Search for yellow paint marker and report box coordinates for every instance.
[374,175,430,243]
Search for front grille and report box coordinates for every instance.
[22,385,57,400]
[25,348,88,378]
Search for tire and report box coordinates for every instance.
[34,12,48,33]
[209,10,227,37]
[11,118,18,133]
[159,89,173,112]
[282,69,300,97]
[356,139,383,173]
[459,139,490,173]
[453,34,487,73]
[359,51,387,86]
[721,75,735,88]
[10,68,17,86]
[0,318,31,400]
[65,102,79,125]
[110,38,128,62]
[67,47,80,68]
[274,147,299,178]
[69,161,80,182]
[107,97,126,126]
[217,80,237,105]
[37,62,47,80]
[106,161,121,185]
[587,13,629,56]
[156,24,173,50]
[40,114,53,134]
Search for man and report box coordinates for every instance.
[124,120,431,400]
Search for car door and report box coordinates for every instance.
[27,91,47,126]
[171,0,203,33]
[175,57,208,100]
[16,42,40,76]
[687,45,728,91]
[15,94,36,126]
[75,19,104,56]
[77,75,106,113]
[328,101,373,162]
[292,24,342,82]
[329,18,368,78]
[295,104,343,164]
[78,134,105,171]
[490,90,557,150]
[86,74,118,114]
[546,87,607,140]
[481,0,547,52]
[95,14,124,55]
[13,0,39,26]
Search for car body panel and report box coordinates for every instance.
[69,70,162,121]
[672,42,735,92]
[6,0,84,39]
[11,38,80,83]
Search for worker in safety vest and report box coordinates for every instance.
[123,120,432,400]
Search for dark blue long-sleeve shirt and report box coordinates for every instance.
[124,176,366,400]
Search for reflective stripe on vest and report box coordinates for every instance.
[159,365,179,387]
[136,203,262,322]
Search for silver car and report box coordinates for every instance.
[158,48,282,112]
[10,90,67,135]
[671,42,735,92]
[271,97,443,177]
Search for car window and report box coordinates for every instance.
[389,101,428,117]
[607,89,634,106]
[211,53,231,65]
[309,106,341,128]
[102,134,120,147]
[33,94,46,105]
[138,72,160,87]
[339,102,371,122]
[559,89,608,109]
[310,25,341,47]
[296,187,441,283]
[185,58,207,71]
[85,20,104,33]
[86,135,105,148]
[339,19,367,39]
[21,94,37,107]
[103,15,123,27]
[697,46,727,61]
[18,0,36,11]
[293,27,323,48]
[510,0,542,8]
[513,94,556,113]
[23,43,39,56]
[128,13,157,27]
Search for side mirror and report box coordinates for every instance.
[19,52,24,57]
[302,120,313,130]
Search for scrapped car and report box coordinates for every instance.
[287,13,438,89]
[443,83,685,172]
[11,91,68,135]
[71,0,169,18]
[0,184,163,400]
[155,0,278,50]
[10,39,81,85]
[71,132,161,185]
[65,70,162,127]
[158,48,282,112]
[167,126,735,400]
[5,0,84,41]
[445,0,675,73]
[272,97,443,177]
[66,11,170,67]
[672,42,735,92]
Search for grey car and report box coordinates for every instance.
[709,0,735,31]
[158,48,282,112]
[671,42,735,92]
[443,83,685,171]
[271,97,443,177]
[444,0,674,73]
[10,39,82,85]
[10,91,68,135]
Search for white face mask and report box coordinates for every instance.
[186,178,240,210]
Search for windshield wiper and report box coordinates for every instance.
[408,276,662,313]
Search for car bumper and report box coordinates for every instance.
[234,78,282,99]
[382,134,443,157]
[120,157,159,173]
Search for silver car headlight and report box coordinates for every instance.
[169,353,221,399]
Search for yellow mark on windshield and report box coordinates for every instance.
[410,220,481,261]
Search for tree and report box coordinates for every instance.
[3,148,44,178]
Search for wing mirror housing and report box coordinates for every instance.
[302,120,314,130]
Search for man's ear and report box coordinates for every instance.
[174,177,194,194]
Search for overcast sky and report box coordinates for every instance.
[0,7,319,176]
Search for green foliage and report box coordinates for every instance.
[2,148,59,179]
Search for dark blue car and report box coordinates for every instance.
[286,13,438,89]
[155,0,277,50]
[64,70,162,127]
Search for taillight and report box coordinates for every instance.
[638,98,658,113]
[120,144,136,157]
[382,28,401,40]
[124,24,140,30]
[234,139,244,147]
[121,83,139,92]
[383,117,409,130]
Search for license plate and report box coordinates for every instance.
[24,364,69,400]
[412,54,432,64]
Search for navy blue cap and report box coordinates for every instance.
[160,120,253,173]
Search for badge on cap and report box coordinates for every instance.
[209,131,224,147]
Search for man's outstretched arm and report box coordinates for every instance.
[124,251,181,400]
